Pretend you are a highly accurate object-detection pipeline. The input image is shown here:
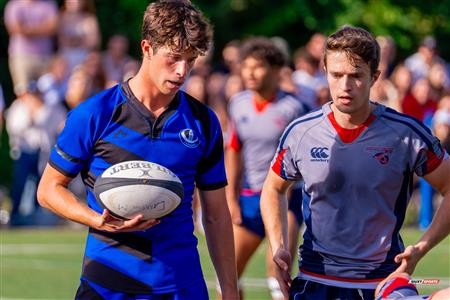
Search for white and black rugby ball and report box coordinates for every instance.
[94,161,184,220]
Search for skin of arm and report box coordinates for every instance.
[395,157,450,274]
[198,187,239,300]
[225,146,243,224]
[37,164,159,232]
[260,169,294,299]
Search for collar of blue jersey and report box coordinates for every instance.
[120,79,180,121]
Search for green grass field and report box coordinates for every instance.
[1,227,449,299]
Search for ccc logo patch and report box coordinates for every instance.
[310,147,329,159]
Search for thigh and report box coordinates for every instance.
[233,223,263,277]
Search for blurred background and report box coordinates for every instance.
[0,0,449,299]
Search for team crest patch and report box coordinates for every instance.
[179,128,200,148]
[366,146,394,165]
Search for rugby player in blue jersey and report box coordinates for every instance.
[260,25,450,300]
[37,1,238,299]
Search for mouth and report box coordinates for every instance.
[167,80,183,89]
[338,96,353,104]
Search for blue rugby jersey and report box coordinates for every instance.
[49,82,227,294]
[271,102,446,289]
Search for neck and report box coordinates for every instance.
[129,67,174,116]
[331,102,374,129]
[254,85,277,103]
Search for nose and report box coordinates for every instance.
[340,75,352,91]
[175,61,188,78]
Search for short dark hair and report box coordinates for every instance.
[240,37,286,67]
[324,25,380,75]
[142,0,213,55]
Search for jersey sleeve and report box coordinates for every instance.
[413,135,446,177]
[271,125,302,181]
[226,120,241,151]
[196,110,227,190]
[48,107,98,177]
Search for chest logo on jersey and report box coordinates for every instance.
[366,146,394,165]
[179,128,200,148]
[310,147,329,162]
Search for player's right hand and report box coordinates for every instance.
[273,247,292,299]
[95,209,160,232]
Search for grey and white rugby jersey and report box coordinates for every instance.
[272,101,446,289]
[228,89,307,193]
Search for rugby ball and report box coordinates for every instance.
[94,161,184,220]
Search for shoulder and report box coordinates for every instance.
[182,91,215,120]
[279,107,325,147]
[229,90,252,109]
[68,84,125,124]
[380,107,433,136]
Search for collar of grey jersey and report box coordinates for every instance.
[119,80,181,138]
[323,100,386,118]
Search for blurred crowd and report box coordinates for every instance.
[1,0,450,228]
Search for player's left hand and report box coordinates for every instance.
[394,243,424,275]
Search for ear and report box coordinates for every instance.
[141,40,153,60]
[371,70,381,87]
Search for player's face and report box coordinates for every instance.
[326,50,379,115]
[241,56,276,93]
[148,46,198,95]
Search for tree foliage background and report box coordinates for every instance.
[1,0,450,183]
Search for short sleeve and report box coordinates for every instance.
[196,110,227,190]
[48,108,98,177]
[413,136,446,177]
[226,120,241,151]
[271,125,302,181]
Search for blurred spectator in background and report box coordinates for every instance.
[428,62,450,101]
[0,85,4,134]
[376,35,396,78]
[390,63,413,110]
[402,78,437,122]
[292,47,327,109]
[65,65,92,109]
[58,0,101,72]
[102,34,133,88]
[37,55,69,106]
[82,51,106,95]
[305,32,326,71]
[371,36,401,111]
[434,95,450,153]
[5,81,66,226]
[222,40,242,75]
[184,73,207,104]
[5,0,58,96]
[405,36,446,83]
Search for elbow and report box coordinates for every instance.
[36,182,50,209]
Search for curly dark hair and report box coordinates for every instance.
[240,37,286,67]
[324,25,380,75]
[142,0,213,55]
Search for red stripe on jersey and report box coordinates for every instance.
[425,146,444,175]
[227,122,241,151]
[272,149,287,176]
[381,276,417,298]
[300,268,383,283]
[328,112,376,143]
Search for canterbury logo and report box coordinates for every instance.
[310,147,329,159]
[179,128,200,148]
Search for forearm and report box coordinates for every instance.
[203,208,238,296]
[415,191,450,255]
[225,148,242,203]
[37,165,101,228]
[261,186,289,252]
